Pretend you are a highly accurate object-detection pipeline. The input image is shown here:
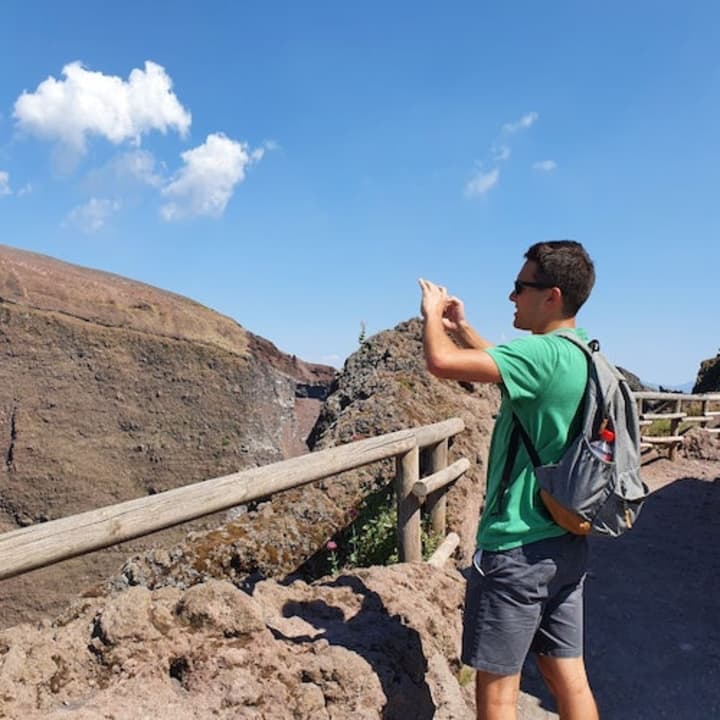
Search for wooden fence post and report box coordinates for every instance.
[669,398,683,461]
[425,439,448,536]
[395,445,421,562]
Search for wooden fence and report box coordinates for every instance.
[0,418,468,582]
[634,391,720,460]
[3,389,717,582]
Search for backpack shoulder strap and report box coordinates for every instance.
[554,330,607,419]
[492,414,541,517]
[552,329,600,356]
[513,413,542,468]
[492,422,521,516]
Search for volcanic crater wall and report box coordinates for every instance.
[0,245,333,627]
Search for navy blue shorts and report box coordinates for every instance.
[461,533,589,675]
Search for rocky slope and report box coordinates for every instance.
[0,564,473,719]
[0,245,334,628]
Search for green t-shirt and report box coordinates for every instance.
[476,328,589,551]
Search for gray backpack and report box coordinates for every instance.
[500,331,648,537]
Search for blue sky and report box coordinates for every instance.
[1,2,718,386]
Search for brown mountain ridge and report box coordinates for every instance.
[0,244,334,628]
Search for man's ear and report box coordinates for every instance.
[547,286,564,309]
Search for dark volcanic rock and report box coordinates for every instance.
[0,244,334,627]
[693,352,720,393]
[308,319,499,564]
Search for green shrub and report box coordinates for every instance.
[321,482,445,574]
[644,419,671,436]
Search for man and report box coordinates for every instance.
[419,241,599,720]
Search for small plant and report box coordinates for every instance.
[358,321,367,345]
[421,523,444,558]
[326,540,340,574]
[318,481,447,575]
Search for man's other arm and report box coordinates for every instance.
[440,294,494,351]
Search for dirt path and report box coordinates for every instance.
[517,453,720,719]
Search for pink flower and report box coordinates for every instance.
[326,540,338,551]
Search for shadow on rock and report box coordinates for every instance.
[275,575,436,719]
[521,476,720,719]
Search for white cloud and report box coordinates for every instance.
[161,133,261,221]
[532,160,557,172]
[502,111,539,134]
[14,61,191,153]
[0,171,10,196]
[116,150,164,186]
[465,167,500,197]
[64,197,120,234]
[492,145,511,162]
[81,150,164,202]
[17,183,33,197]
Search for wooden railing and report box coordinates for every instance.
[0,418,468,581]
[634,391,720,460]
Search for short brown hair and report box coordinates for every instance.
[525,240,595,316]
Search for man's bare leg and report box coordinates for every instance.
[475,670,521,720]
[535,656,599,720]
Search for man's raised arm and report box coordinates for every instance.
[419,278,501,385]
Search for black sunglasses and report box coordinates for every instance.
[513,280,554,295]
